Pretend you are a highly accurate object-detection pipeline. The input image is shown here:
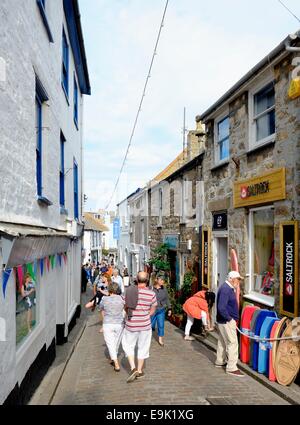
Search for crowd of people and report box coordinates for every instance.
[81,261,245,382]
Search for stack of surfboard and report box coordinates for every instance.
[239,306,300,386]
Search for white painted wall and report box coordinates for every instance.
[0,0,88,404]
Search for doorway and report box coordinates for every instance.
[212,235,228,322]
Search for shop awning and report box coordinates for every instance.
[0,222,71,268]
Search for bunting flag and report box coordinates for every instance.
[17,265,24,290]
[2,268,12,298]
[26,263,35,281]
[58,254,62,267]
[33,259,38,279]
[63,252,67,265]
[40,258,44,276]
[50,255,55,269]
[46,256,50,272]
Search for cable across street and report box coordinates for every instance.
[105,0,170,210]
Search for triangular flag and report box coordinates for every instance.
[63,253,67,264]
[58,254,62,267]
[33,259,38,279]
[50,255,55,269]
[17,265,24,290]
[46,256,50,272]
[40,258,44,276]
[26,263,35,281]
[2,268,12,298]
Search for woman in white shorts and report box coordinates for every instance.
[99,282,125,372]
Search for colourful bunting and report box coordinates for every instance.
[63,252,67,264]
[33,259,38,279]
[40,258,44,276]
[17,265,24,290]
[58,254,62,267]
[46,256,50,272]
[2,268,12,298]
[26,263,35,281]
[50,255,55,269]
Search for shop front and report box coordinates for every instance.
[163,234,180,290]
[233,167,299,317]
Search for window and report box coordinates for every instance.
[62,29,69,98]
[59,132,65,207]
[181,179,189,222]
[73,160,79,220]
[36,0,53,42]
[216,116,230,163]
[141,219,145,245]
[247,207,275,305]
[158,188,163,226]
[251,82,275,147]
[74,77,78,127]
[16,266,39,346]
[35,76,48,198]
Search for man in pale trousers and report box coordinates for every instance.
[215,271,244,377]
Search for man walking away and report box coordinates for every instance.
[215,271,244,377]
[122,271,157,383]
[112,269,124,295]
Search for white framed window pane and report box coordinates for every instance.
[252,209,274,296]
[219,137,229,161]
[256,110,275,141]
[254,83,275,116]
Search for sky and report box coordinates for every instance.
[80,0,300,212]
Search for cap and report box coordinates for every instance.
[228,271,244,280]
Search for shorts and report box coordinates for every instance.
[122,328,152,360]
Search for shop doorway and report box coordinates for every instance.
[168,250,178,290]
[212,235,228,321]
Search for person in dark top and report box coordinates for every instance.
[81,265,88,293]
[151,276,171,346]
[215,271,244,377]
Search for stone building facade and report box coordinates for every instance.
[199,32,300,317]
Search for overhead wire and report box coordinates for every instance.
[104,0,170,210]
[277,0,300,24]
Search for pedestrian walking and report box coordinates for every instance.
[20,273,36,334]
[151,276,172,346]
[99,282,125,372]
[112,268,124,295]
[215,270,245,377]
[122,267,130,287]
[183,290,215,340]
[122,271,157,383]
[81,264,88,293]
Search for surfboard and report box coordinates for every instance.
[269,321,280,382]
[275,321,300,386]
[252,310,277,371]
[258,317,278,375]
[249,309,261,368]
[240,305,259,364]
[272,317,290,374]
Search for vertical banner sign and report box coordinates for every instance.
[202,229,211,289]
[280,221,299,318]
[113,218,120,241]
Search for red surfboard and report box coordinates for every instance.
[240,305,259,363]
[269,320,280,382]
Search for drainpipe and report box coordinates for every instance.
[285,31,300,52]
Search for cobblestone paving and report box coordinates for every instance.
[50,290,289,405]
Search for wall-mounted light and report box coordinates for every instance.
[187,239,192,251]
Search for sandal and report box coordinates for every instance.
[114,367,120,372]
[158,341,164,347]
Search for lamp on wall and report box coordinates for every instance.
[187,239,192,251]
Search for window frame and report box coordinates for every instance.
[73,75,79,129]
[214,109,230,166]
[249,77,276,151]
[36,93,43,197]
[59,132,66,208]
[244,205,275,307]
[62,28,69,101]
[73,159,79,220]
[36,0,54,43]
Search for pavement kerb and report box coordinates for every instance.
[47,319,87,405]
[188,329,300,406]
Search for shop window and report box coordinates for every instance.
[249,207,275,299]
[16,266,38,346]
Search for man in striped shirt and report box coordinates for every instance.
[122,271,157,383]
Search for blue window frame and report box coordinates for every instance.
[62,29,69,98]
[36,0,53,42]
[74,77,78,127]
[73,160,79,220]
[36,93,43,197]
[60,132,66,207]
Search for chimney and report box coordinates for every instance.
[186,116,206,160]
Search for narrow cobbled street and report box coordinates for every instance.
[31,287,289,406]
